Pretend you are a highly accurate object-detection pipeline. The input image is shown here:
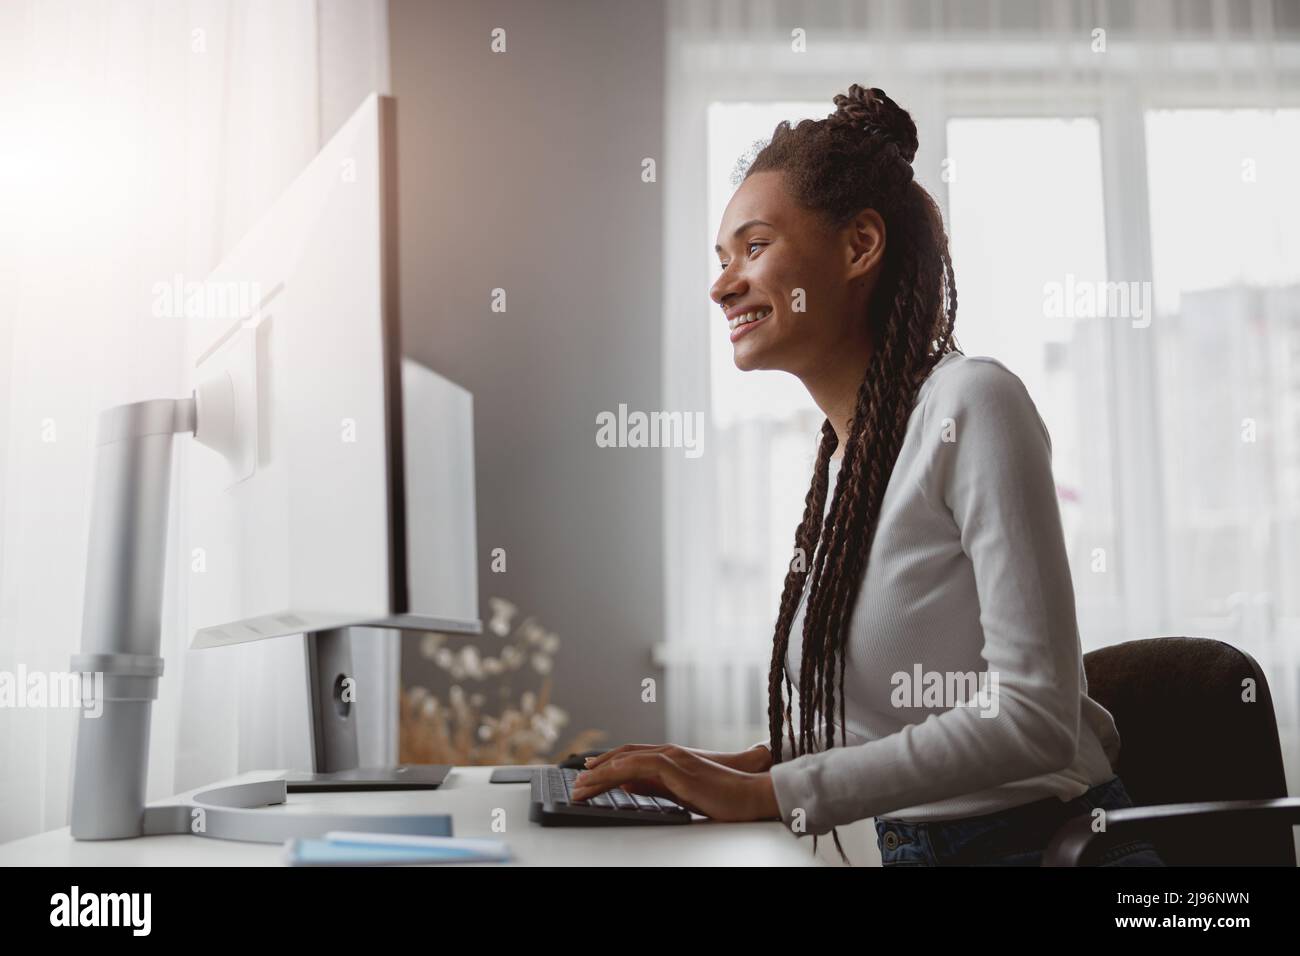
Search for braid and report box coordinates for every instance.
[747,84,961,864]
[767,419,838,762]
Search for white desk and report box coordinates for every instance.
[0,767,842,866]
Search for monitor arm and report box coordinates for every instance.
[70,398,194,840]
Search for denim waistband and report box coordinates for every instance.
[879,775,1127,833]
[873,776,1161,866]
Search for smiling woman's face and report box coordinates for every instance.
[711,170,877,378]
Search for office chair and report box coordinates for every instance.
[1044,636,1300,865]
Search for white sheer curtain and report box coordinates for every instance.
[661,0,1300,834]
[0,0,392,843]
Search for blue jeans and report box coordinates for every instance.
[874,776,1166,866]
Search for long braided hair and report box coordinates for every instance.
[749,85,961,861]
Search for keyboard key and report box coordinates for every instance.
[608,788,636,809]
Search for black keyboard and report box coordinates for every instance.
[528,767,692,826]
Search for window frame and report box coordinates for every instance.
[661,35,1300,744]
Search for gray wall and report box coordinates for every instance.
[390,0,667,751]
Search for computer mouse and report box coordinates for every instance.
[557,749,606,770]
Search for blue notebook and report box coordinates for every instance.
[284,832,510,866]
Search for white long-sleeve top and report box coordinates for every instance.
[760,352,1121,835]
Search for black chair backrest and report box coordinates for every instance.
[1083,636,1294,866]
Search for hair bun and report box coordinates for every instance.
[829,85,919,165]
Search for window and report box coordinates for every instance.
[701,102,829,748]
[696,104,1300,778]
[1145,109,1300,732]
[946,117,1121,649]
[707,102,826,606]
[664,0,1300,850]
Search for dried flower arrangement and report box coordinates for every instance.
[399,596,606,765]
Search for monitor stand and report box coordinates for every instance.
[283,627,450,792]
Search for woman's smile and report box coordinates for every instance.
[728,306,772,343]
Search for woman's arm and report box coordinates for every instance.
[767,359,1083,835]
[585,742,772,774]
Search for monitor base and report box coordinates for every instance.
[138,778,452,845]
[283,765,451,792]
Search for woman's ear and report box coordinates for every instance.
[845,208,886,282]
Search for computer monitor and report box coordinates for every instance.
[184,93,480,786]
[185,93,479,648]
[69,94,480,841]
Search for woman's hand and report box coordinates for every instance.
[570,745,780,822]
[585,742,773,774]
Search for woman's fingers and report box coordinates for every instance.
[572,752,673,801]
[571,751,708,816]
[583,743,667,768]
[610,777,678,802]
[571,749,771,823]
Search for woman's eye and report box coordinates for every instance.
[718,242,764,271]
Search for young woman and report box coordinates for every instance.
[572,85,1164,867]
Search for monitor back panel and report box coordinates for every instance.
[186,95,397,647]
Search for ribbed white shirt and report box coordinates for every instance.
[761,352,1121,834]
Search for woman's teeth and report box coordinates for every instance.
[727,307,772,331]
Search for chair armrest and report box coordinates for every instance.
[1043,797,1300,866]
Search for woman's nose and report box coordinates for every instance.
[711,269,743,305]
